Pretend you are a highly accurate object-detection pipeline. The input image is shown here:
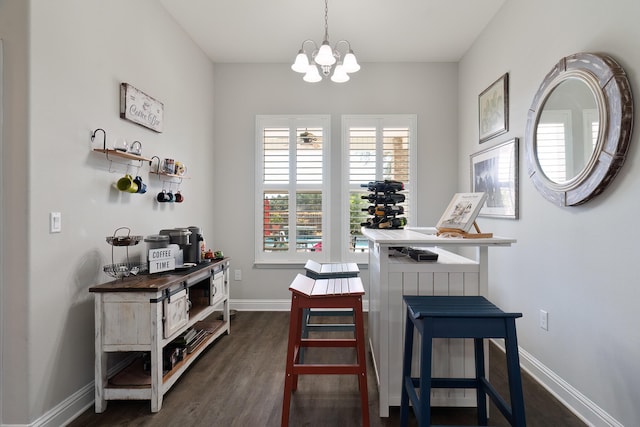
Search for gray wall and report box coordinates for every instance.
[212,62,459,303]
[1,0,216,424]
[458,0,640,425]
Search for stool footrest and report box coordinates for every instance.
[305,323,355,331]
[299,338,356,348]
[292,364,363,375]
[406,376,480,389]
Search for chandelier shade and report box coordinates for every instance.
[291,0,360,83]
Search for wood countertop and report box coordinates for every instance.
[89,258,229,293]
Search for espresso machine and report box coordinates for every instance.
[185,226,204,264]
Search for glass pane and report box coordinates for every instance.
[382,128,410,182]
[349,127,377,183]
[296,127,323,184]
[296,192,322,253]
[348,190,370,253]
[263,192,289,251]
[263,128,289,184]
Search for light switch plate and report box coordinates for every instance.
[50,212,62,233]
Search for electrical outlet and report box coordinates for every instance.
[234,269,242,281]
[539,309,548,331]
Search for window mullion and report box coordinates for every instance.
[288,123,298,256]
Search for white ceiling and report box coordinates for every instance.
[159,0,506,64]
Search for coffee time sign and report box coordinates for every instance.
[120,83,164,132]
[149,247,175,273]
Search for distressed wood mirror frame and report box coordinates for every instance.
[525,52,633,206]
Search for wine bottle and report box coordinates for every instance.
[360,180,404,193]
[378,216,407,229]
[362,205,405,216]
[360,217,383,228]
[360,193,405,204]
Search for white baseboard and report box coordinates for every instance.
[36,356,136,427]
[492,341,622,427]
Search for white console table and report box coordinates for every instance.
[362,227,515,417]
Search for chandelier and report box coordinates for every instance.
[291,0,360,83]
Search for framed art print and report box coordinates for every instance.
[479,73,509,143]
[471,138,519,219]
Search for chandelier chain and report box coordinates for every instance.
[324,0,329,41]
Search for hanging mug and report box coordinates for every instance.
[117,174,138,193]
[133,176,147,194]
[175,191,184,203]
[157,190,170,202]
[163,158,175,175]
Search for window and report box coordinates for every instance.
[255,114,416,264]
[256,116,330,263]
[342,115,416,262]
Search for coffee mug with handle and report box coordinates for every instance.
[157,190,170,203]
[174,162,187,176]
[133,176,147,194]
[163,158,175,175]
[117,174,138,193]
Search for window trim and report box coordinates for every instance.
[340,114,417,263]
[255,115,331,264]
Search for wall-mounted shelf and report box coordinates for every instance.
[149,171,190,180]
[93,148,151,163]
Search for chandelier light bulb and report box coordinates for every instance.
[303,64,322,83]
[292,50,310,73]
[315,41,336,66]
[342,51,361,73]
[330,64,350,83]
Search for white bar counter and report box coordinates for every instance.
[362,227,515,417]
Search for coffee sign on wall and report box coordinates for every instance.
[120,83,164,132]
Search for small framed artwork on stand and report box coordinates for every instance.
[471,138,519,219]
[479,73,509,143]
[436,192,490,238]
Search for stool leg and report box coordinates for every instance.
[505,319,526,427]
[400,311,414,427]
[353,297,370,427]
[299,308,310,364]
[419,320,433,427]
[474,338,488,426]
[282,295,302,427]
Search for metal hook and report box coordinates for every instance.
[91,128,107,150]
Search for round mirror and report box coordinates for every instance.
[525,52,633,206]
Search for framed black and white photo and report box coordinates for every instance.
[479,73,509,143]
[471,138,519,219]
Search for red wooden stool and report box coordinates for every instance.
[281,274,369,427]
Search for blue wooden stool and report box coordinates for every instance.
[400,295,526,427]
[300,261,360,362]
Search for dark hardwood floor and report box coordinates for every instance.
[68,311,586,426]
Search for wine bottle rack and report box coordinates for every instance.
[360,180,407,229]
